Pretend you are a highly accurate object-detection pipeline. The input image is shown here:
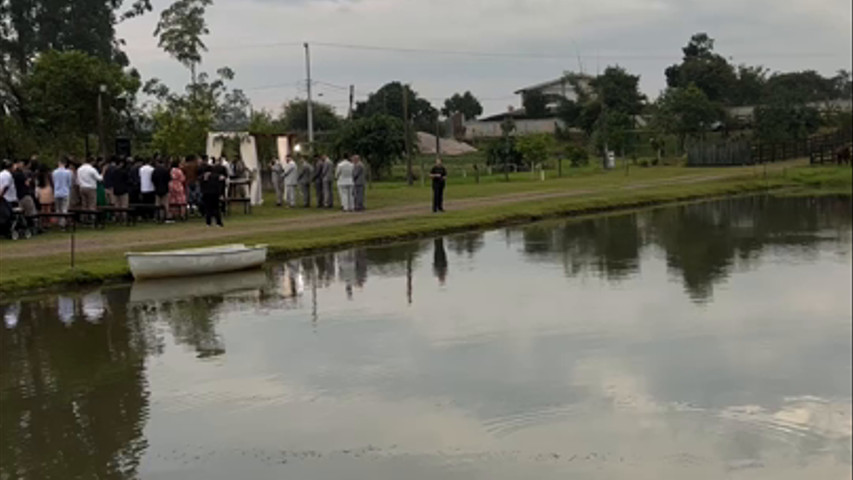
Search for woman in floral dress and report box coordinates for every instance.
[168,159,187,219]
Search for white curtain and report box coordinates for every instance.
[206,131,263,206]
[276,136,290,164]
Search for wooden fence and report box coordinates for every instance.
[687,130,852,167]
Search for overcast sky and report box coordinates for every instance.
[116,0,853,116]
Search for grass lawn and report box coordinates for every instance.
[0,161,849,296]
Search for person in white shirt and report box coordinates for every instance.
[138,159,155,205]
[76,159,103,212]
[282,156,298,207]
[0,160,17,205]
[335,155,354,212]
[52,158,73,226]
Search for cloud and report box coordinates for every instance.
[118,0,852,114]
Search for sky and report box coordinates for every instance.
[116,0,853,117]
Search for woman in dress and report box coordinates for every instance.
[36,166,54,214]
[168,159,186,220]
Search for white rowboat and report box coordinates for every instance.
[126,244,268,280]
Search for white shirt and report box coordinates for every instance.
[335,160,354,186]
[283,161,298,186]
[76,163,103,190]
[0,169,16,202]
[139,164,154,193]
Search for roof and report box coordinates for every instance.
[513,72,594,95]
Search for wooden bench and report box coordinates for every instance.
[35,212,76,231]
[98,206,137,226]
[129,204,166,223]
[225,197,251,215]
[69,208,107,229]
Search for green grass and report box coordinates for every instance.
[1,162,849,296]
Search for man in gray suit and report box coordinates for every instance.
[352,155,366,211]
[312,155,323,208]
[298,157,313,207]
[270,158,284,207]
[322,155,335,208]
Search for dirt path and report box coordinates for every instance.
[0,169,771,260]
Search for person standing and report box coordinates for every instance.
[429,157,447,213]
[76,158,102,223]
[182,155,200,213]
[352,155,366,211]
[152,159,171,221]
[52,158,73,225]
[335,155,354,212]
[128,157,141,205]
[139,158,155,206]
[322,155,335,208]
[283,156,298,208]
[200,163,225,227]
[298,157,313,208]
[311,156,324,208]
[0,160,17,207]
[102,157,116,206]
[169,159,186,219]
[270,158,284,207]
[112,159,130,221]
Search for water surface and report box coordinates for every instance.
[2,195,851,479]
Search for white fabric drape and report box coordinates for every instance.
[276,136,290,165]
[206,131,263,206]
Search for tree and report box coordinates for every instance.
[22,50,141,152]
[764,70,836,104]
[832,70,852,99]
[729,65,768,106]
[654,84,721,151]
[442,91,483,120]
[144,67,243,156]
[154,0,213,83]
[516,133,554,167]
[279,99,341,132]
[335,115,406,179]
[214,88,250,130]
[522,90,550,118]
[354,82,438,132]
[592,66,646,115]
[754,101,821,143]
[665,33,736,104]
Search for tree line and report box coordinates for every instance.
[1,2,851,174]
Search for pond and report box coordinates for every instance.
[1,195,851,479]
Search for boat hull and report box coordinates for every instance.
[126,244,268,280]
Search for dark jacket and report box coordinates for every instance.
[113,166,130,196]
[200,165,225,196]
[152,166,170,196]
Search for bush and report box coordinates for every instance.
[485,138,524,167]
[566,144,589,167]
[516,133,554,167]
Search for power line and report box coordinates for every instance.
[208,39,843,61]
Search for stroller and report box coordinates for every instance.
[0,199,32,240]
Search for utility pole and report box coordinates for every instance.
[403,86,412,185]
[304,42,314,153]
[348,85,354,120]
[98,84,107,159]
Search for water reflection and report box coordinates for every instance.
[0,289,159,479]
[0,195,850,479]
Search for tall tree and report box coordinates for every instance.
[335,114,406,179]
[441,91,483,120]
[522,90,550,118]
[154,0,213,83]
[279,99,341,132]
[355,82,438,132]
[665,33,736,104]
[22,50,141,151]
[729,64,768,106]
[653,84,721,151]
[764,70,836,104]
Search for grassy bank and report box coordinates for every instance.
[0,163,849,296]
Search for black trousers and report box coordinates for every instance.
[432,183,445,212]
[203,193,222,226]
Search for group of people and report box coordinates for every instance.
[0,154,252,231]
[270,154,368,212]
[270,154,448,213]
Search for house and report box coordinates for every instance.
[514,72,594,111]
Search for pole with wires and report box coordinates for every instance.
[304,42,314,153]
